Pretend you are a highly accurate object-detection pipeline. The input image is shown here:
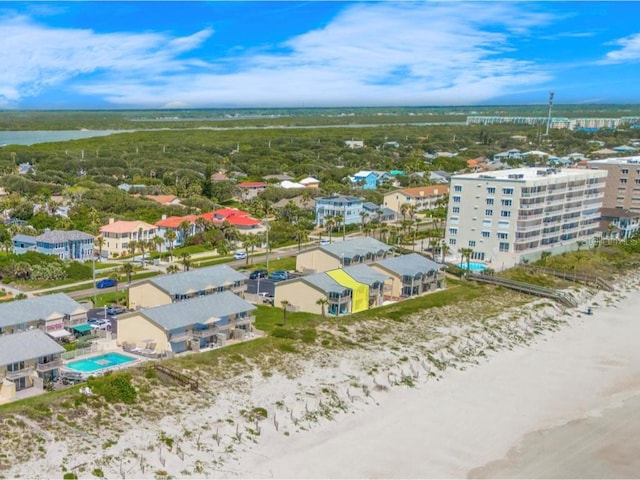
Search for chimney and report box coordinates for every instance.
[162,214,167,220]
[109,218,115,224]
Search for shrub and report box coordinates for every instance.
[300,328,317,344]
[271,327,296,339]
[63,473,78,479]
[87,372,137,404]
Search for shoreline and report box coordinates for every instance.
[3,274,640,479]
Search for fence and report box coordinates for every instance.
[517,264,613,291]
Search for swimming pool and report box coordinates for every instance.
[455,261,487,271]
[65,352,137,373]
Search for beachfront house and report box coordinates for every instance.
[99,219,158,258]
[371,253,445,300]
[296,237,393,274]
[117,291,256,355]
[128,264,248,310]
[0,293,88,340]
[12,229,95,261]
[0,330,66,402]
[314,195,364,227]
[598,208,640,240]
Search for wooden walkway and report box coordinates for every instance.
[467,273,579,308]
[154,364,199,392]
[517,264,614,291]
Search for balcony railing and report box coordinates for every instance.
[5,367,34,380]
[169,331,192,343]
[192,327,220,338]
[36,358,62,372]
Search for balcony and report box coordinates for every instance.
[36,358,62,372]
[233,315,256,327]
[169,331,192,343]
[192,326,219,338]
[5,367,34,380]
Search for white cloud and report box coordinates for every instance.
[0,3,557,107]
[601,33,640,64]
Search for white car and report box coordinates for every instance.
[233,251,247,260]
[91,319,111,331]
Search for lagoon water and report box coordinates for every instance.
[0,129,129,146]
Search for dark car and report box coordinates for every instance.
[96,278,116,289]
[269,270,289,281]
[249,269,268,280]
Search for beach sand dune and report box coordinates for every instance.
[231,289,640,479]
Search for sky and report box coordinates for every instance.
[1,1,640,109]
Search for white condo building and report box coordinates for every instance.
[444,168,607,269]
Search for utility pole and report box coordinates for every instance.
[265,220,270,272]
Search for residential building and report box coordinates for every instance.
[136,194,182,206]
[129,264,247,310]
[280,180,305,189]
[296,237,392,274]
[314,194,364,227]
[588,156,640,211]
[299,177,321,188]
[0,293,88,339]
[362,203,396,223]
[211,171,230,182]
[13,229,94,261]
[99,219,158,258]
[155,214,200,248]
[345,140,364,149]
[202,208,263,233]
[0,330,65,400]
[383,185,450,214]
[347,170,394,190]
[371,253,445,299]
[444,167,607,269]
[275,264,389,317]
[236,181,267,201]
[117,291,256,354]
[598,208,640,240]
[429,170,452,184]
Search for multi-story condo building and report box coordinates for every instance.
[444,168,607,269]
[587,156,640,212]
[314,195,364,227]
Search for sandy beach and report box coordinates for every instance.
[4,275,640,479]
[227,283,640,479]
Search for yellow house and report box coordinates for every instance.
[117,291,256,355]
[99,219,158,258]
[371,253,445,300]
[129,264,247,310]
[0,330,65,401]
[296,237,393,274]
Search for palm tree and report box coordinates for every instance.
[127,239,138,258]
[138,239,148,266]
[459,247,474,273]
[166,230,177,262]
[325,216,336,243]
[180,252,192,271]
[440,241,449,264]
[95,235,105,259]
[178,220,193,245]
[280,300,290,326]
[153,235,164,259]
[121,262,134,285]
[316,298,328,319]
[294,224,308,251]
[166,264,180,274]
[108,272,120,296]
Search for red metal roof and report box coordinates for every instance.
[237,182,267,188]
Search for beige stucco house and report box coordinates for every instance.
[99,219,158,258]
[371,253,445,300]
[129,264,247,310]
[117,291,256,355]
[296,237,393,274]
[383,185,450,214]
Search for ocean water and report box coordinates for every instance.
[0,130,128,146]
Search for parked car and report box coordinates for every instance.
[91,319,111,330]
[319,239,331,245]
[269,270,289,281]
[107,305,126,315]
[96,278,116,289]
[87,317,101,324]
[233,251,247,260]
[249,269,268,279]
[261,293,275,305]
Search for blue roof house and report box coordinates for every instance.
[12,234,37,254]
[315,195,364,227]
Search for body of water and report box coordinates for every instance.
[0,130,129,146]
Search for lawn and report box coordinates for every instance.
[245,256,296,273]
[254,304,322,333]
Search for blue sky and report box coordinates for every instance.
[1,1,640,109]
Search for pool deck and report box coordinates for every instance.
[62,349,147,378]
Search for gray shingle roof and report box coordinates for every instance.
[12,234,36,244]
[0,293,88,329]
[375,253,442,277]
[300,272,350,295]
[37,230,94,243]
[136,291,256,331]
[342,264,390,286]
[148,265,247,296]
[0,329,65,366]
[319,237,392,259]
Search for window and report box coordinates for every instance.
[449,238,457,246]
[449,227,458,235]
[622,169,629,174]
[497,232,508,240]
[486,198,495,205]
[468,240,476,247]
[481,231,490,238]
[453,195,461,203]
[487,187,496,194]
[501,199,512,206]
[453,185,462,192]
[502,188,514,195]
[450,216,459,224]
[621,178,628,184]
[498,220,510,228]
[452,207,460,213]
[485,209,493,216]
[500,210,511,217]
[499,242,510,252]
[635,179,640,184]
[482,219,492,227]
